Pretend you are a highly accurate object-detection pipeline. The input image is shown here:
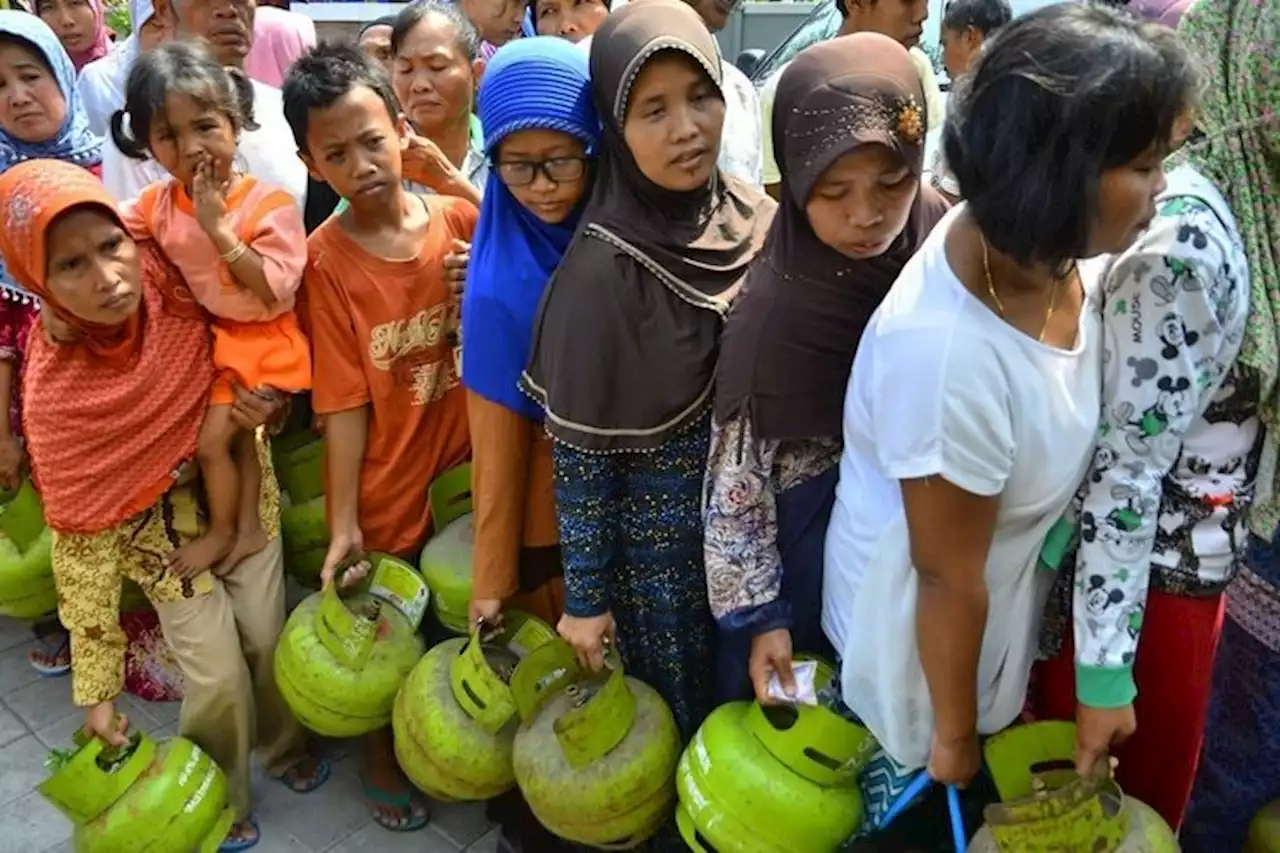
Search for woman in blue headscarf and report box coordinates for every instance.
[463,36,597,637]
[0,10,103,678]
[462,35,598,853]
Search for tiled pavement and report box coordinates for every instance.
[0,612,503,853]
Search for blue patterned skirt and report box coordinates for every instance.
[1183,530,1280,852]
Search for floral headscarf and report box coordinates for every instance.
[1179,0,1280,537]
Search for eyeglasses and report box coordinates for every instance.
[495,156,590,187]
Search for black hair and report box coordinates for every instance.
[359,15,397,37]
[281,41,400,154]
[941,0,1012,35]
[390,0,481,62]
[110,40,258,162]
[944,2,1200,271]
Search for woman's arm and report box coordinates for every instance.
[552,442,620,618]
[703,413,790,632]
[1072,197,1238,764]
[551,442,621,671]
[903,475,999,752]
[468,390,533,604]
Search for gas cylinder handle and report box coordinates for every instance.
[450,625,519,734]
[509,638,582,723]
[552,663,636,770]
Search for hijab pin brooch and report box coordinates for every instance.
[897,98,924,145]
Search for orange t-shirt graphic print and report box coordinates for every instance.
[304,195,476,555]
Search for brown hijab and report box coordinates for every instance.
[520,0,775,453]
[714,34,950,440]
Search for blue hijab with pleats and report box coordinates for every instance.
[462,36,599,421]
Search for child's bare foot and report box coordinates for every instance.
[165,530,233,578]
[216,527,270,576]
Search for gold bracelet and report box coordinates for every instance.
[220,241,248,264]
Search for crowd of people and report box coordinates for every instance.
[0,0,1275,850]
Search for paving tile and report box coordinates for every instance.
[7,674,76,734]
[428,798,494,849]
[0,702,29,748]
[0,790,72,853]
[0,735,54,809]
[31,690,163,751]
[463,827,502,853]
[0,641,44,699]
[243,830,315,853]
[257,760,372,852]
[135,696,181,727]
[0,617,34,653]
[325,821,460,852]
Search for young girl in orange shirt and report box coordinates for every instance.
[112,39,311,575]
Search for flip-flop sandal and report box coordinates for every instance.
[218,816,260,852]
[28,633,70,677]
[362,778,430,832]
[278,756,331,794]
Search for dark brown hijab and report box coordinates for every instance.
[520,0,775,453]
[714,33,950,441]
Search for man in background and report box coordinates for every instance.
[932,0,1011,200]
[758,0,937,199]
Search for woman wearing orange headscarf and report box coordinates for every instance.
[0,158,329,852]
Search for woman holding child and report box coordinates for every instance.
[1,158,328,852]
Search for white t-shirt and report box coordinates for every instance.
[821,205,1103,768]
[101,79,308,209]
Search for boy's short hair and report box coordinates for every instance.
[941,0,1012,35]
[944,2,1199,271]
[390,0,481,62]
[282,42,400,154]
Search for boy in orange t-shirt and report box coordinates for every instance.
[282,43,475,832]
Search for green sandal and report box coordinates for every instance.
[362,778,430,832]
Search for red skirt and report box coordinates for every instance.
[1029,588,1224,830]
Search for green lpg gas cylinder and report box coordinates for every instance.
[271,431,325,505]
[966,722,1178,853]
[280,493,329,587]
[393,612,555,801]
[511,639,681,849]
[1248,799,1280,852]
[418,463,474,634]
[676,657,873,852]
[40,731,235,853]
[0,479,56,620]
[275,555,427,737]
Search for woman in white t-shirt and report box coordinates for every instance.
[819,3,1203,839]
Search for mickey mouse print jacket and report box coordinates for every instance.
[1070,164,1260,710]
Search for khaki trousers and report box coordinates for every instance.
[152,537,306,817]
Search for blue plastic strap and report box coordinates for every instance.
[947,784,967,852]
[873,772,967,853]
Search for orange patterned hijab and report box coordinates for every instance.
[0,159,215,533]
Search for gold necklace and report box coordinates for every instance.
[981,234,1070,344]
